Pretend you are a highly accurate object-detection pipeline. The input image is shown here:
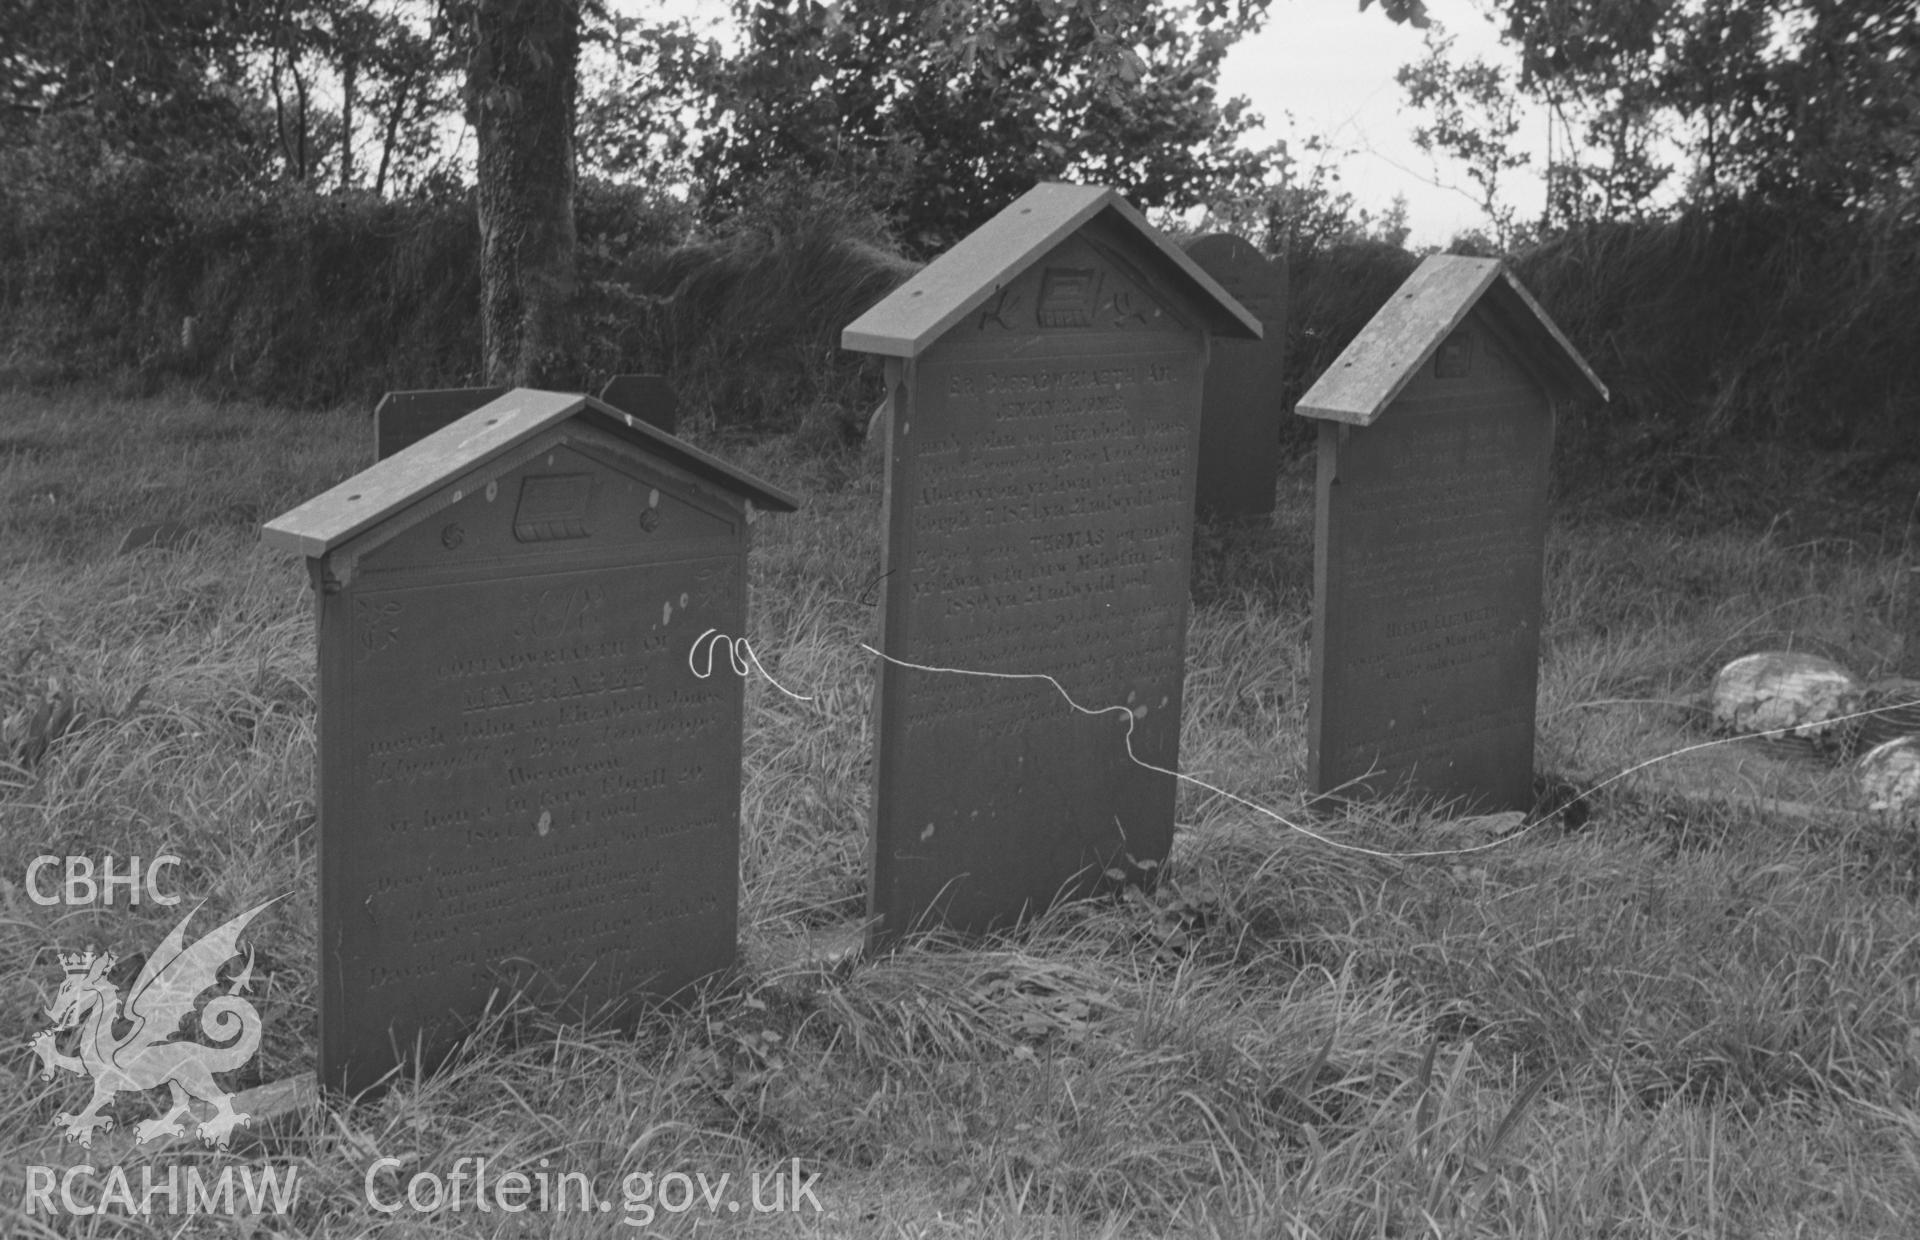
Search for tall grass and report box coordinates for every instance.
[4,390,1920,1236]
[1518,206,1920,453]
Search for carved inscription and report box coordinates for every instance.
[1314,383,1550,809]
[327,554,742,1086]
[873,341,1201,935]
[356,596,402,662]
[976,254,1178,335]
[902,351,1195,701]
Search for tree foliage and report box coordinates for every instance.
[1397,32,1537,247]
[0,0,263,183]
[1200,128,1411,267]
[690,0,1274,252]
[575,10,714,185]
[1486,0,1918,222]
[266,1,457,194]
[0,0,465,198]
[437,0,584,384]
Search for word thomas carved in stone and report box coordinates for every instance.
[264,390,797,1094]
[1297,257,1606,812]
[1182,234,1289,520]
[844,183,1261,945]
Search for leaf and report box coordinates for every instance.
[1482,1071,1550,1163]
[1411,1035,1440,1157]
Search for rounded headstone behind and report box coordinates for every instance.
[1857,735,1920,814]
[1180,233,1286,522]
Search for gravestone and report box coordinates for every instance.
[1182,234,1288,520]
[377,377,679,460]
[263,389,798,1095]
[600,374,679,437]
[375,387,510,461]
[1297,256,1606,812]
[842,182,1261,945]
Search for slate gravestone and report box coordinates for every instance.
[842,183,1261,945]
[1296,256,1606,812]
[375,387,509,460]
[378,378,679,460]
[264,389,798,1095]
[1182,234,1288,520]
[600,374,679,437]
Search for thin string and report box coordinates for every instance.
[856,643,1545,861]
[687,629,813,702]
[693,632,1920,862]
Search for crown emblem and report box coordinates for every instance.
[34,898,278,1151]
[60,948,110,975]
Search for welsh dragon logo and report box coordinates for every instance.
[30,898,278,1149]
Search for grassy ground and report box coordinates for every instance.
[3,387,1919,1237]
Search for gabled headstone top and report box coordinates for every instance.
[266,389,797,559]
[1296,256,1607,426]
[842,182,1264,358]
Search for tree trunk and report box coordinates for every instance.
[471,0,580,387]
[271,54,293,175]
[340,50,356,191]
[374,75,412,198]
[296,71,309,181]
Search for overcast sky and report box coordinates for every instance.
[1217,0,1546,246]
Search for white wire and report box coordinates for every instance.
[688,628,814,702]
[690,632,1920,862]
